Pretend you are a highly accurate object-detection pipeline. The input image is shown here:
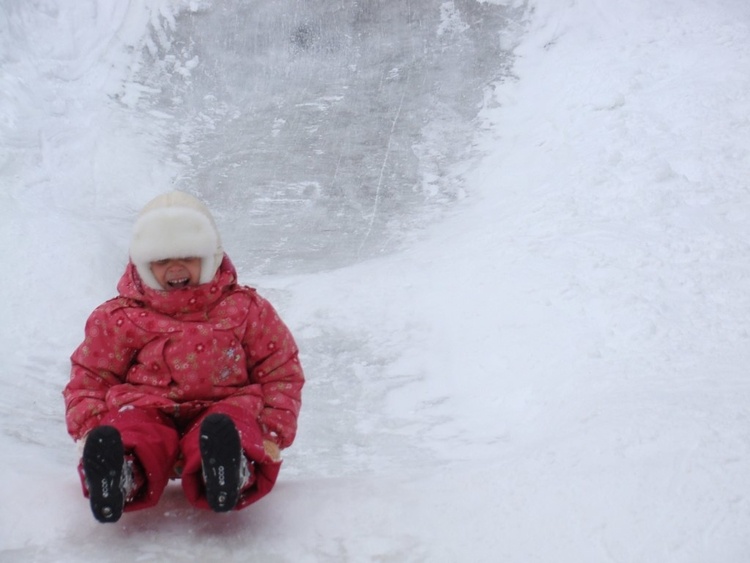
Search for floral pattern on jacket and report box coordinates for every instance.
[63,256,304,448]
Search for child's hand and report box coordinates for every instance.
[263,439,281,461]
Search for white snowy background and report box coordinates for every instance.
[2,0,750,561]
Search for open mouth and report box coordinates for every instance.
[166,277,190,289]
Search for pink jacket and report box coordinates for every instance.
[63,256,304,448]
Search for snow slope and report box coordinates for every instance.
[2,0,750,561]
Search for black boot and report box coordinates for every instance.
[199,414,243,512]
[82,426,128,523]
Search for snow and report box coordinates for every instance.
[2,0,750,561]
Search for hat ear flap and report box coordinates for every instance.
[134,262,163,290]
[199,250,225,284]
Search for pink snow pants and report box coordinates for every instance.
[77,401,282,512]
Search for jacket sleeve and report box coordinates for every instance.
[63,302,137,440]
[243,293,304,449]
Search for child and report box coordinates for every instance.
[63,191,304,523]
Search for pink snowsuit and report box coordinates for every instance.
[63,256,304,512]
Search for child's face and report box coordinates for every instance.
[149,257,202,290]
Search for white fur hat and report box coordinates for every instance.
[129,191,224,290]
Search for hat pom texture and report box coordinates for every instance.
[129,191,224,290]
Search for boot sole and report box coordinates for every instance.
[200,414,242,512]
[82,426,125,523]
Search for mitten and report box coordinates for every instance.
[263,439,281,462]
